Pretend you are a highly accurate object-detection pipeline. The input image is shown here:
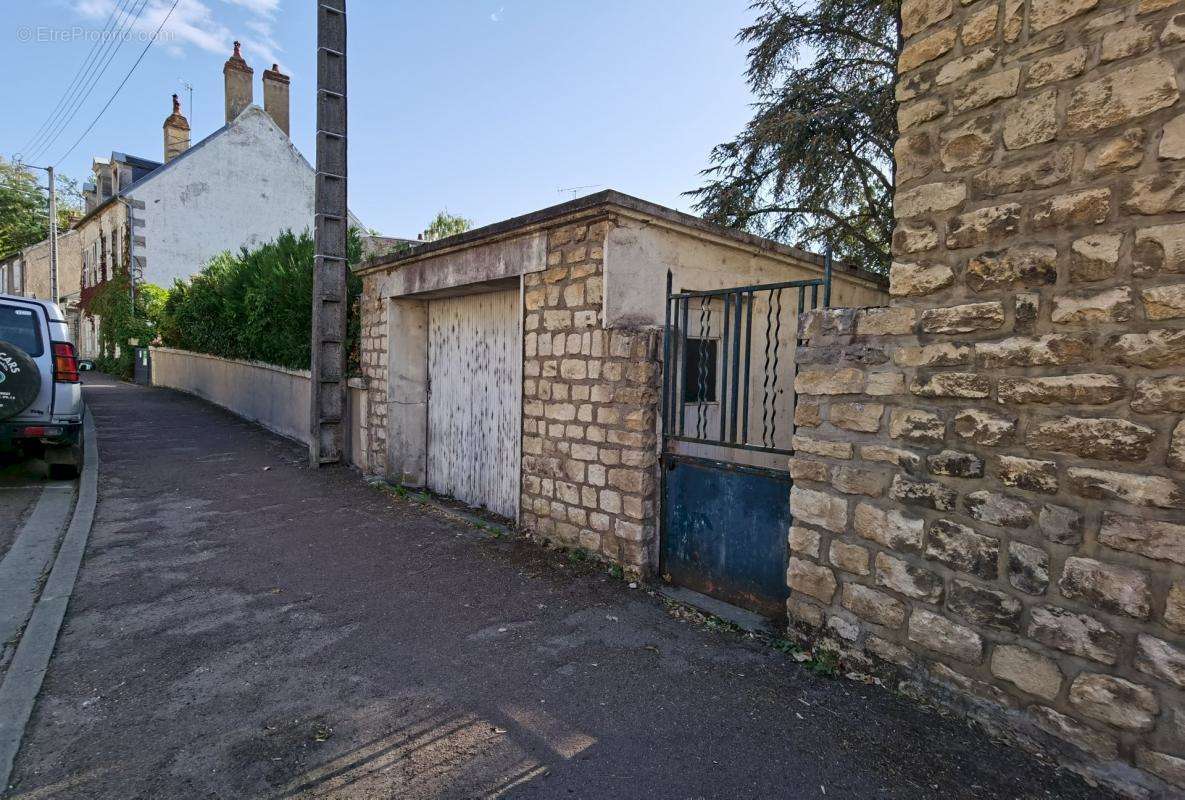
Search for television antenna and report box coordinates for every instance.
[557,184,601,199]
[179,79,194,126]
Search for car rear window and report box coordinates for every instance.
[0,305,44,357]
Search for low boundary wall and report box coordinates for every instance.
[149,347,368,471]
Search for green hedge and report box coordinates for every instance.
[158,229,363,372]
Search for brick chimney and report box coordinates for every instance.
[223,40,253,124]
[163,94,190,162]
[262,63,290,136]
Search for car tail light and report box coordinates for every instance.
[22,426,62,438]
[52,341,80,383]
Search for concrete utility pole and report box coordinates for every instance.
[47,166,58,303]
[309,0,349,466]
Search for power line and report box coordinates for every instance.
[16,0,134,160]
[54,0,185,168]
[28,0,151,164]
[23,0,140,161]
[28,0,150,164]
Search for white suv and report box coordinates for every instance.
[0,293,84,478]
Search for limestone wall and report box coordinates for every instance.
[786,0,1185,793]
[358,277,389,476]
[519,220,662,571]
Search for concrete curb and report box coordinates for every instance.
[0,479,76,651]
[0,410,98,795]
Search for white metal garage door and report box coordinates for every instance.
[427,289,521,519]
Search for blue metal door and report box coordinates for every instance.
[662,454,792,617]
[659,265,831,617]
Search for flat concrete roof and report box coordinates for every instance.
[354,190,887,287]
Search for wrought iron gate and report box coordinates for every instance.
[659,263,832,617]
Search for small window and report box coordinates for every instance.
[0,305,44,357]
[683,338,718,403]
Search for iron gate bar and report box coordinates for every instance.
[664,451,793,481]
[770,288,783,449]
[669,276,831,298]
[677,295,689,438]
[662,268,832,456]
[725,292,734,448]
[741,289,753,445]
[695,298,710,440]
[661,270,673,445]
[665,434,794,457]
[719,294,731,442]
[760,289,776,449]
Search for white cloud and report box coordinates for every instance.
[220,0,280,14]
[490,5,504,22]
[73,0,285,72]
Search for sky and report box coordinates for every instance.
[0,1,758,238]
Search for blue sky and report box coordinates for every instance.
[2,1,757,238]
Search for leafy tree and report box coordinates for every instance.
[421,210,472,242]
[0,158,82,256]
[689,0,899,272]
[0,159,48,256]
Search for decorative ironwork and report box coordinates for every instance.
[695,297,711,440]
[661,268,832,458]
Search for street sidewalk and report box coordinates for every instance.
[7,374,1113,799]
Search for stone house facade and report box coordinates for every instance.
[0,230,83,306]
[1,231,84,349]
[22,230,83,312]
[355,191,887,574]
[0,252,19,295]
[77,200,129,359]
[783,0,1185,793]
[71,43,321,360]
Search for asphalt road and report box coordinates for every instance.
[4,374,1116,799]
[0,453,54,563]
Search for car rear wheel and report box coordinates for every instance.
[0,340,41,421]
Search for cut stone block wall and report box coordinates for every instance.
[519,220,661,572]
[787,0,1185,794]
[359,277,389,475]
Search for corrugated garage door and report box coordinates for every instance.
[427,289,521,519]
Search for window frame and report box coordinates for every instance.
[682,336,720,405]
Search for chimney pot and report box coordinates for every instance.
[163,93,191,163]
[223,40,254,123]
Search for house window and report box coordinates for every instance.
[683,338,718,403]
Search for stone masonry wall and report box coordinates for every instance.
[520,220,662,573]
[358,276,388,475]
[357,219,663,572]
[786,0,1185,794]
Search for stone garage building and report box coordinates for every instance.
[354,191,887,571]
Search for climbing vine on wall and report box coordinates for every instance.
[88,273,167,378]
